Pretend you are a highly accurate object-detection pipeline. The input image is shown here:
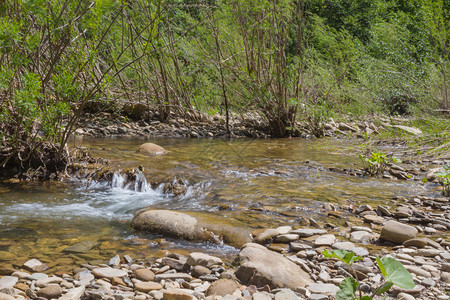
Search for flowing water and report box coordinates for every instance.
[0,137,440,271]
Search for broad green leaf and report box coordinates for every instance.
[443,165,449,171]
[379,257,415,289]
[376,256,387,277]
[361,296,372,300]
[336,277,358,300]
[376,281,393,295]
[323,249,362,266]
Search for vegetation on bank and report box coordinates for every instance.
[323,249,415,300]
[0,0,448,178]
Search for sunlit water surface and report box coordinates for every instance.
[0,137,438,271]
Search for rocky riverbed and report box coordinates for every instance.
[2,193,450,300]
[2,116,449,300]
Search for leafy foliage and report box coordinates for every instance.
[436,166,450,196]
[336,277,358,300]
[323,249,415,299]
[323,249,363,266]
[0,0,449,177]
[359,151,402,176]
[376,256,415,290]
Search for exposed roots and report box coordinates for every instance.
[0,142,106,181]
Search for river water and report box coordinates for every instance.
[0,137,436,272]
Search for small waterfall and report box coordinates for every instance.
[111,172,126,189]
[134,170,151,192]
[111,170,152,192]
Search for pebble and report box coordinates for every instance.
[289,242,312,251]
[0,277,18,290]
[10,272,29,280]
[155,273,193,282]
[306,283,339,296]
[0,293,15,300]
[187,253,223,268]
[275,234,299,243]
[36,284,62,299]
[135,282,163,292]
[92,267,128,279]
[28,273,48,281]
[332,242,356,250]
[35,276,63,287]
[108,255,121,267]
[397,292,415,300]
[22,259,48,272]
[350,231,373,243]
[163,289,194,300]
[253,292,272,300]
[290,229,327,237]
[277,226,292,235]
[274,289,300,300]
[314,234,336,247]
[134,268,155,281]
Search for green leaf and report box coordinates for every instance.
[376,281,393,295]
[422,178,428,183]
[361,296,372,300]
[443,165,450,171]
[336,277,358,300]
[378,257,415,289]
[376,256,387,277]
[323,249,362,266]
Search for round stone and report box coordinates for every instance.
[350,231,373,243]
[36,284,62,299]
[92,267,128,279]
[138,143,165,155]
[134,268,155,281]
[314,234,336,247]
[135,282,163,293]
[380,221,418,244]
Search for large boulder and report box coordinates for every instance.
[380,220,418,244]
[234,243,313,289]
[132,210,203,240]
[131,210,251,247]
[138,143,166,155]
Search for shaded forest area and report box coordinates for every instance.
[0,0,449,177]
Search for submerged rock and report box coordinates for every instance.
[234,243,313,289]
[63,241,97,253]
[138,143,166,155]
